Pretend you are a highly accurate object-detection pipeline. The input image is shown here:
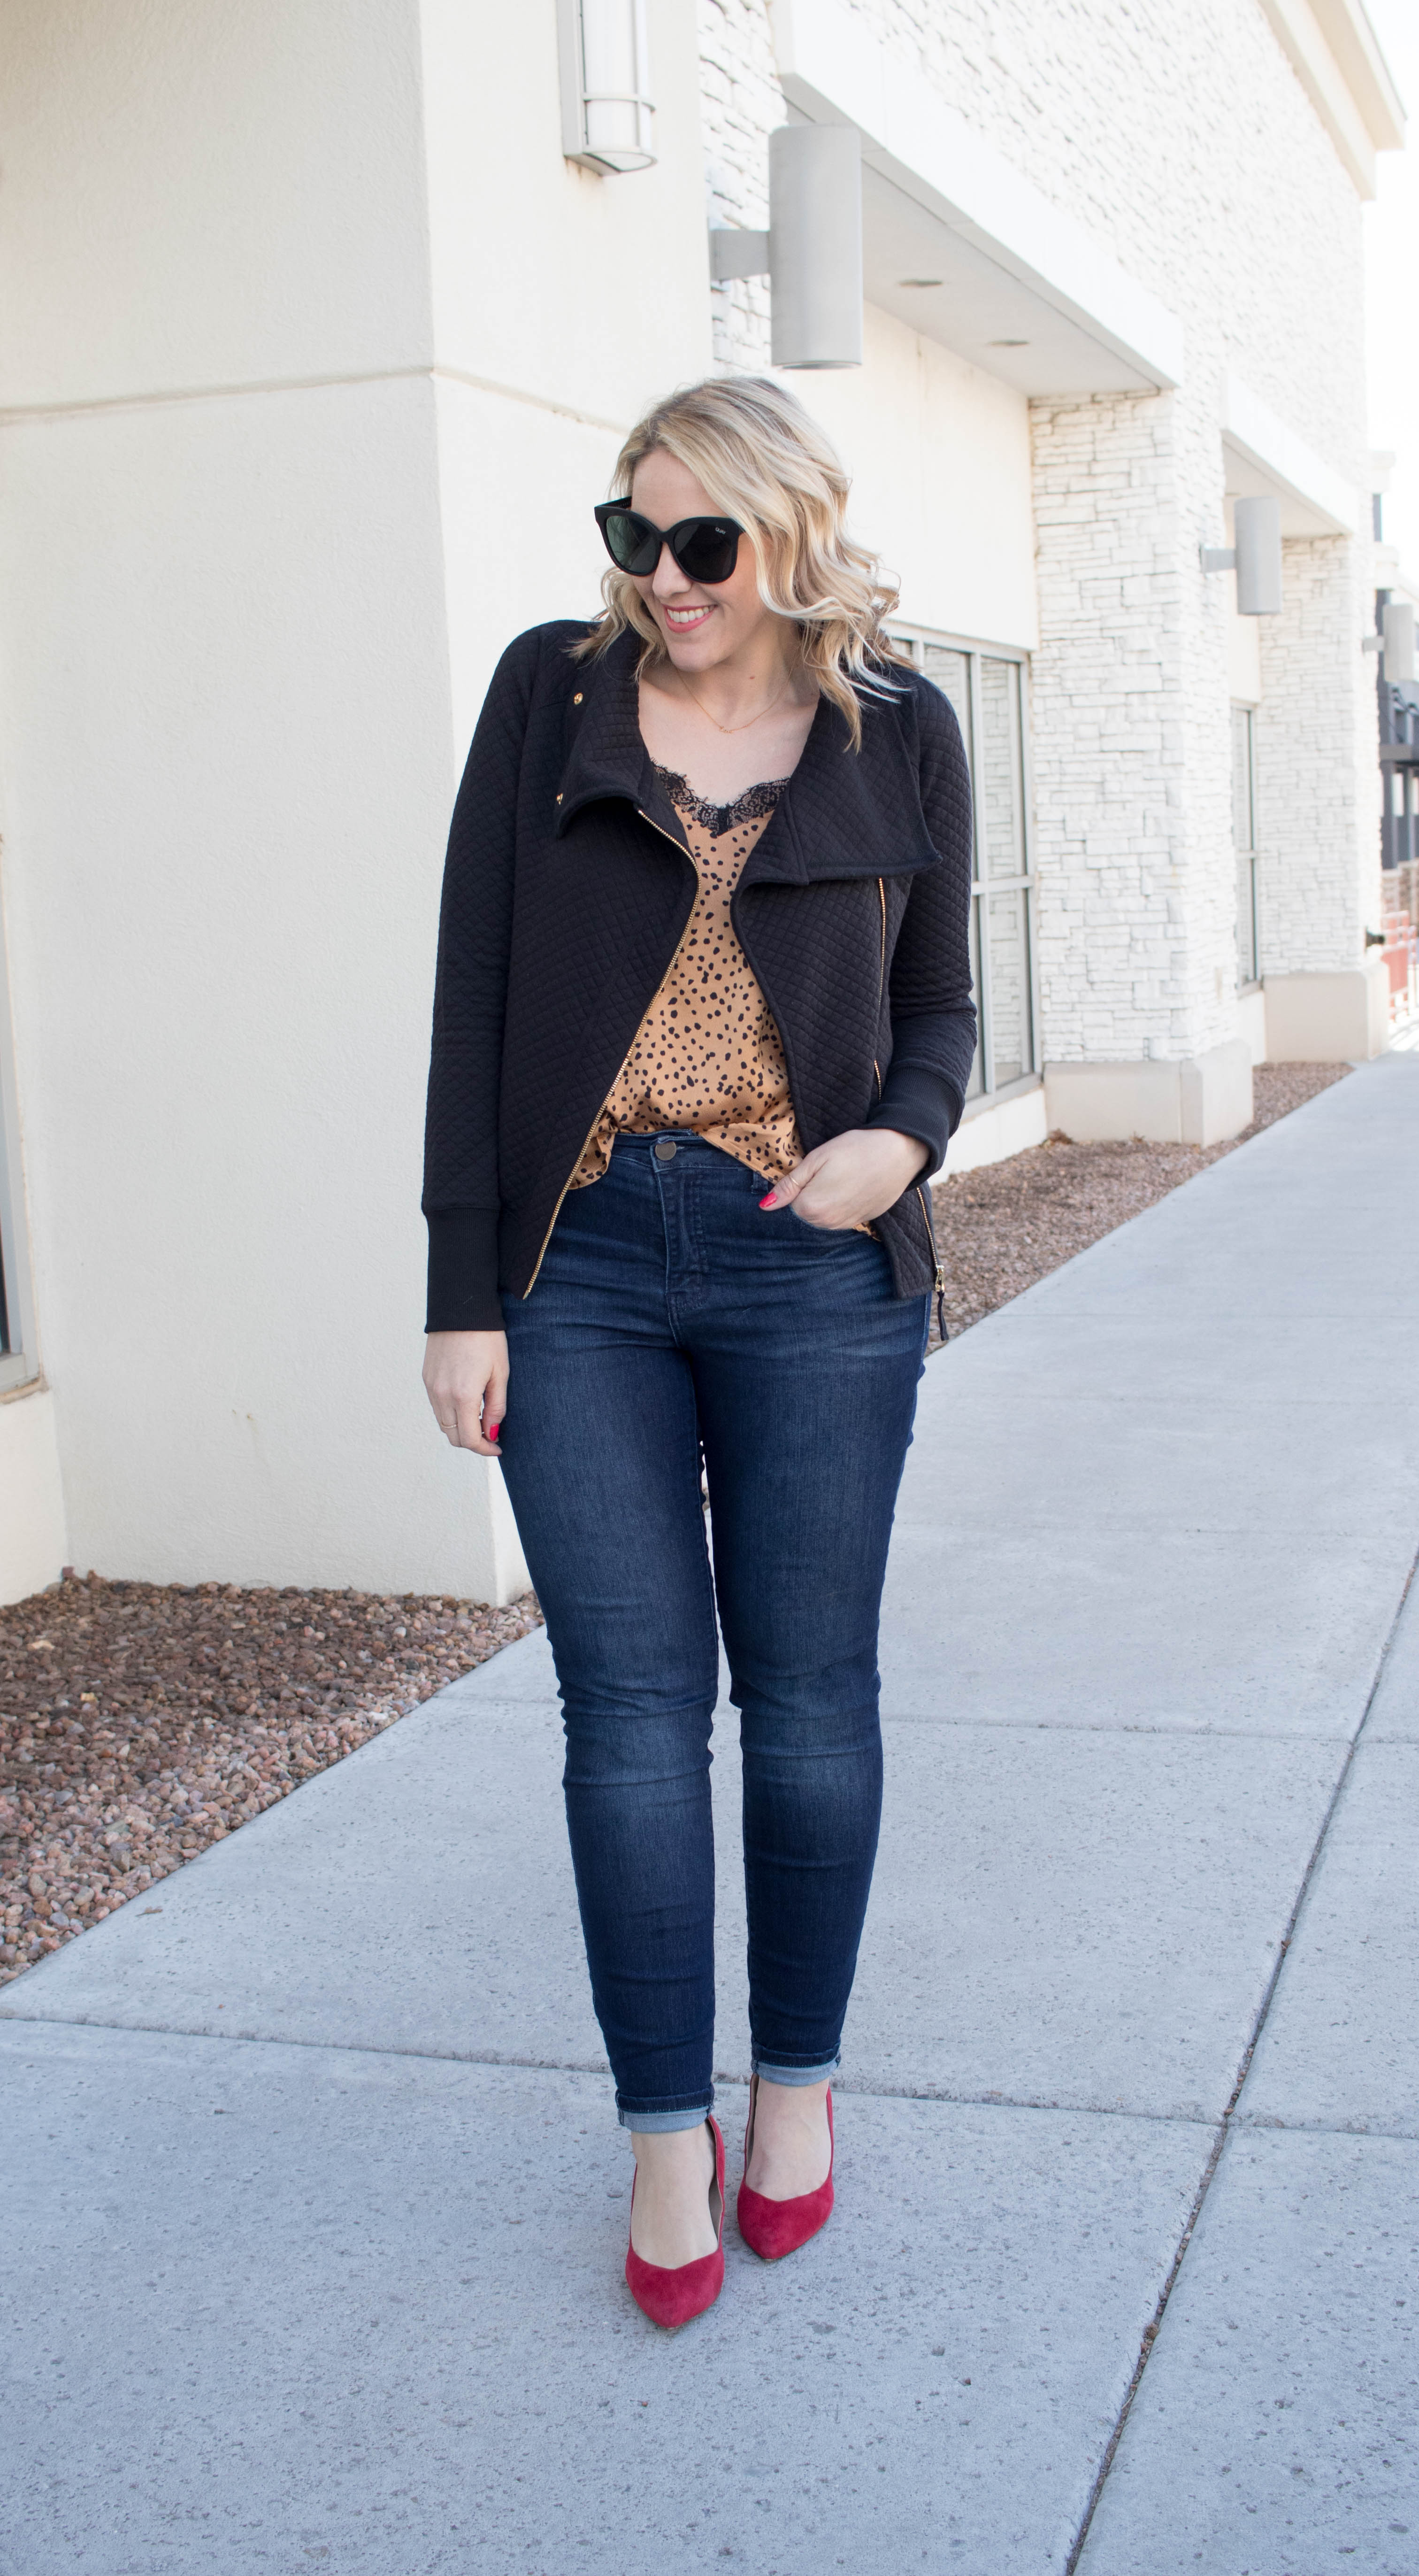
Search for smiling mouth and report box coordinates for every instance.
[663,603,714,628]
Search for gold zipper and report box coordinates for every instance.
[521,808,700,1299]
[872,882,887,1112]
[916,1179,945,1296]
[883,862,940,1294]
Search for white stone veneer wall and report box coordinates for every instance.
[698,0,775,371]
[1256,540,1384,973]
[836,0,1365,480]
[1031,393,1181,1063]
[1029,366,1244,1065]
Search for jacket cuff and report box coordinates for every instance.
[424,1207,504,1333]
[865,1065,964,1171]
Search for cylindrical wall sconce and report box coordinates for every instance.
[558,0,655,175]
[768,125,863,369]
[1383,601,1415,683]
[1200,495,1283,613]
[1233,497,1282,616]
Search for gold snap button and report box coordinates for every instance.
[555,792,563,803]
[573,692,583,705]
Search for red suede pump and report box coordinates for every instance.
[624,2116,726,2330]
[736,2075,835,2262]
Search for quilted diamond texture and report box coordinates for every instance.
[423,624,975,1329]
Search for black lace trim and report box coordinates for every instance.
[652,764,789,840]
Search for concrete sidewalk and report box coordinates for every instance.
[4,1056,1418,2576]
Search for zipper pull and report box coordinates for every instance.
[935,1262,947,1345]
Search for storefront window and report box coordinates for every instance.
[1231,702,1259,987]
[897,632,1037,1103]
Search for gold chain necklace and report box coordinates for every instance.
[675,671,790,735]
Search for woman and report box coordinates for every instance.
[422,376,974,2329]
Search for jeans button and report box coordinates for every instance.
[654,1139,677,1161]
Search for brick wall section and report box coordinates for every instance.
[695,0,1378,1062]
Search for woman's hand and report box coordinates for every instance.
[759,1127,931,1231]
[422,1330,508,1457]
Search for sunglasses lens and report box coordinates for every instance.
[674,520,741,584]
[601,509,660,576]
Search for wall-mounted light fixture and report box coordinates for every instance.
[1382,601,1416,683]
[709,125,863,370]
[558,0,655,175]
[1200,496,1282,614]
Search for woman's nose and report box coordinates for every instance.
[651,544,691,598]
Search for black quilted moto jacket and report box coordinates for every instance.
[422,621,976,1331]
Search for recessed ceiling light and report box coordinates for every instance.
[899,277,943,288]
[990,337,1029,347]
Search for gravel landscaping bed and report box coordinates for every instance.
[929,1060,1350,1343]
[0,1060,1349,1982]
[0,1583,538,1985]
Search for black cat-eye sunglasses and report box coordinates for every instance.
[594,500,744,586]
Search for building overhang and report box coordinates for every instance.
[1222,375,1358,537]
[1253,0,1404,199]
[768,0,1183,399]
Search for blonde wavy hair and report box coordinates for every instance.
[574,375,908,749]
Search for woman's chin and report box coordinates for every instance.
[658,618,722,665]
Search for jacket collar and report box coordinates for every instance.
[555,626,939,885]
[556,629,676,836]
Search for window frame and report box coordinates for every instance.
[890,623,1041,1111]
[1231,699,1260,992]
[0,897,39,1396]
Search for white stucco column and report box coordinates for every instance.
[0,0,708,1605]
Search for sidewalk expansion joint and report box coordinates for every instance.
[1062,1530,1419,2576]
[6,2010,1403,2142]
[880,1712,1353,1743]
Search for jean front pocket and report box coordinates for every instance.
[788,1205,876,1240]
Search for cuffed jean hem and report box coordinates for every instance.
[616,2095,715,2133]
[752,2055,840,2087]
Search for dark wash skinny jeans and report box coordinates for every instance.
[498,1134,928,2132]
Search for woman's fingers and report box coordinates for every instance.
[451,1395,502,1458]
[423,1331,509,1457]
[482,1350,510,1450]
[758,1148,826,1211]
[759,1128,930,1230]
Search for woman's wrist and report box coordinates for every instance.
[871,1127,931,1179]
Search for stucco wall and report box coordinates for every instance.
[422,0,713,734]
[0,0,706,1603]
[0,1386,66,1605]
[795,307,1037,653]
[0,0,433,409]
[0,374,509,1595]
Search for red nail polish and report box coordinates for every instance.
[487,1422,500,1442]
[759,1193,776,1208]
